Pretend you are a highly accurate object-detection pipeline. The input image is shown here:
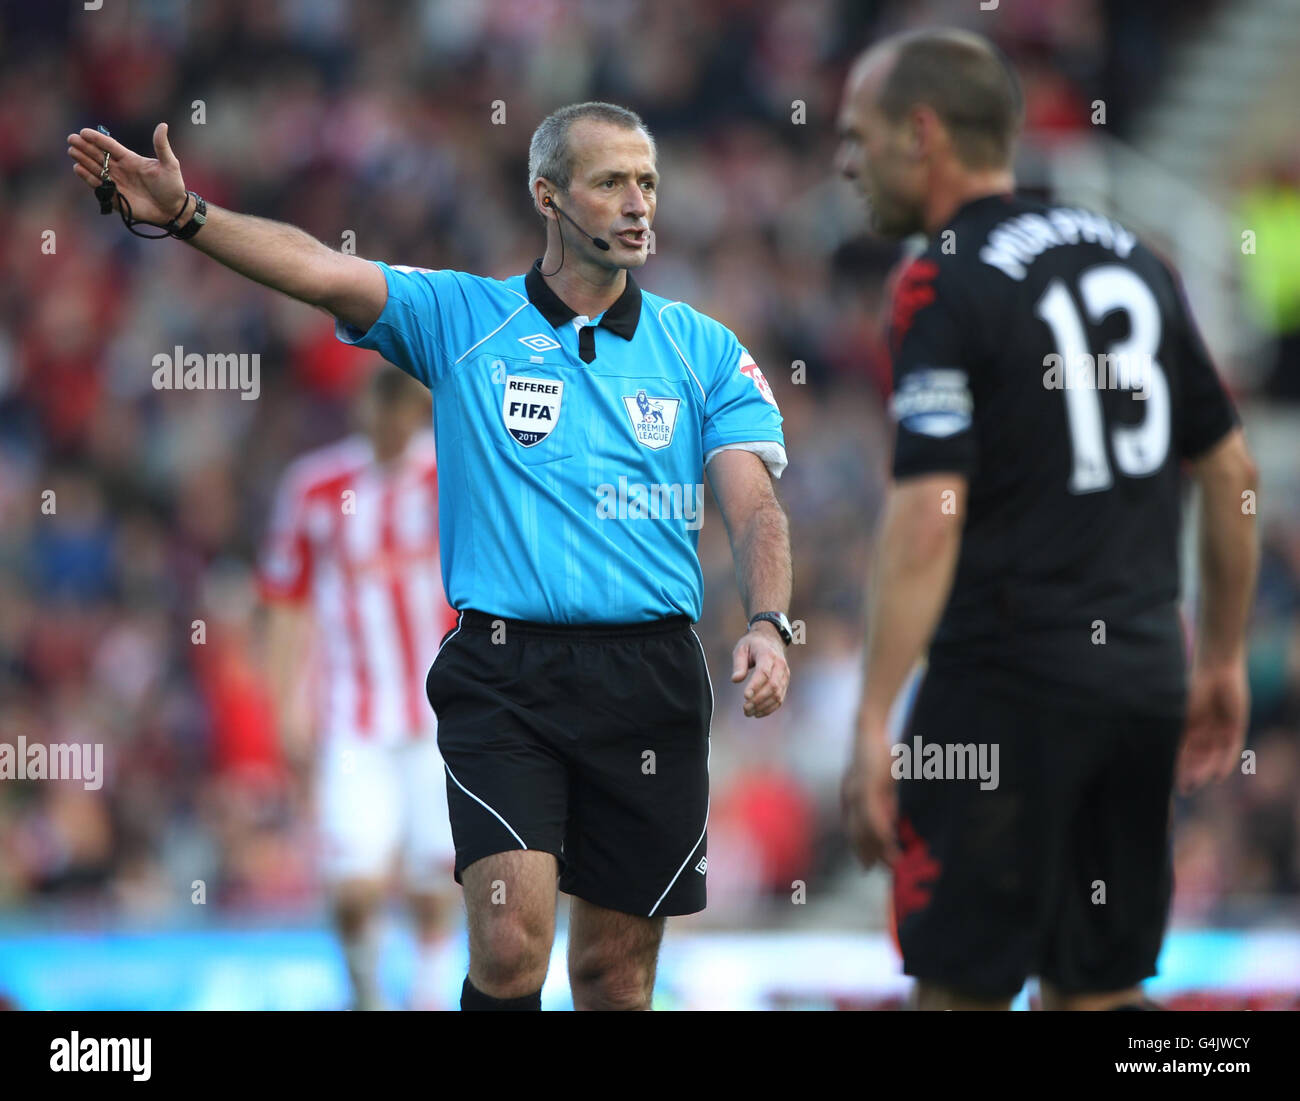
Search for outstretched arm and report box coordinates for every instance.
[67,123,386,330]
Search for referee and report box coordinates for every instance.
[68,101,793,1011]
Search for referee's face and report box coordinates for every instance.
[558,120,658,268]
[836,53,926,239]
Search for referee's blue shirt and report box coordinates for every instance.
[336,259,787,623]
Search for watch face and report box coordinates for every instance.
[753,613,791,643]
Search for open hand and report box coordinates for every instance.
[67,122,188,226]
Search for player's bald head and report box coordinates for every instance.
[846,28,1024,169]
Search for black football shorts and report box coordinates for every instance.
[893,666,1184,1000]
[425,609,712,918]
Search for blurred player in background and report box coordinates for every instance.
[260,365,460,1010]
[837,29,1260,1010]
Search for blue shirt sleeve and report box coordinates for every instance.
[334,261,459,388]
[700,324,787,477]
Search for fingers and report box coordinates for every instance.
[851,824,882,869]
[732,635,789,716]
[153,122,178,167]
[1176,723,1220,795]
[743,660,771,706]
[67,143,106,178]
[730,640,749,683]
[842,790,878,868]
[868,790,899,867]
[1176,745,1210,796]
[73,126,135,162]
[71,163,99,189]
[741,652,789,717]
[844,790,897,869]
[1217,726,1246,782]
[1177,708,1246,794]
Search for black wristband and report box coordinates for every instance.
[167,192,206,240]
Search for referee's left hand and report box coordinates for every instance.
[731,625,789,718]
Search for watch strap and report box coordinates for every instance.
[168,192,206,240]
[748,611,792,646]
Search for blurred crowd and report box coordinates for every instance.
[0,0,1295,937]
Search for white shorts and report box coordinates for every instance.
[317,735,455,892]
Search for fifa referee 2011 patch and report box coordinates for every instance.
[622,389,680,450]
[503,375,564,446]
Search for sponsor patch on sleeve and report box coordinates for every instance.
[890,367,973,438]
[738,352,778,407]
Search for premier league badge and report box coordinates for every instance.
[622,390,680,450]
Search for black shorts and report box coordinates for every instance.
[894,667,1183,1000]
[425,609,712,918]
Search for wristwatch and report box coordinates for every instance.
[748,611,793,646]
[168,191,207,240]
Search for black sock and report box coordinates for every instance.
[460,977,542,1011]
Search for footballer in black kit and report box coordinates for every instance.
[835,26,1256,1011]
[887,192,1236,999]
[894,193,1236,715]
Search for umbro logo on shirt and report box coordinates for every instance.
[518,333,561,353]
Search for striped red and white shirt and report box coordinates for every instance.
[258,430,456,746]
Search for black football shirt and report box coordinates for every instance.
[888,193,1237,716]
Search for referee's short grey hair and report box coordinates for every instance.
[527,102,655,208]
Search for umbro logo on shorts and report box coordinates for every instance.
[695,856,707,874]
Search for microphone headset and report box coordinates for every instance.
[543,195,610,250]
[540,194,609,276]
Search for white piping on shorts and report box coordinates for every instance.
[428,610,463,672]
[443,760,528,851]
[647,629,714,917]
[431,610,527,851]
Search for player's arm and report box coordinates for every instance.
[67,123,386,330]
[857,474,966,736]
[263,601,315,770]
[1167,262,1260,794]
[707,448,792,718]
[843,254,975,868]
[1179,426,1259,793]
[257,464,319,769]
[843,473,966,867]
